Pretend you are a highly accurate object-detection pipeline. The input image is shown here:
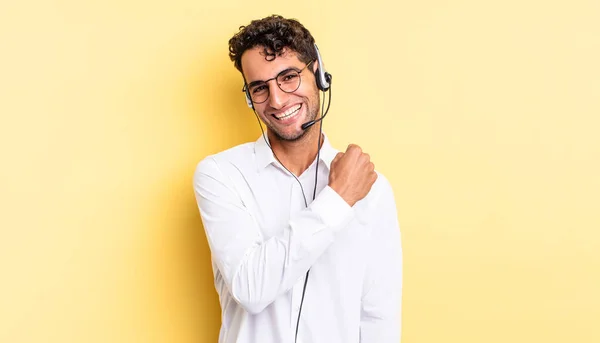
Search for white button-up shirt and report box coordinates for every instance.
[193,134,402,343]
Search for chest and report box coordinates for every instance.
[234,167,375,272]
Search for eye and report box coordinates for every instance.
[251,84,267,94]
[280,72,299,82]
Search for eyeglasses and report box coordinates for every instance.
[242,61,314,104]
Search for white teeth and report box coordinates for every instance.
[275,104,301,120]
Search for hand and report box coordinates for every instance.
[328,144,377,207]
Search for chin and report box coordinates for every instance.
[269,127,308,142]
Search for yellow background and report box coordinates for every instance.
[1,0,599,342]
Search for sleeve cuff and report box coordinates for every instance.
[310,186,354,230]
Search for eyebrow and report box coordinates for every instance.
[246,66,303,88]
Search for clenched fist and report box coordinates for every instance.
[328,144,377,207]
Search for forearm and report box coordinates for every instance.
[226,188,352,313]
[195,158,353,314]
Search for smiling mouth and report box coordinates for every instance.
[272,104,302,120]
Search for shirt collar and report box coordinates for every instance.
[254,133,338,173]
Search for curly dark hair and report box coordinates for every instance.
[228,15,317,73]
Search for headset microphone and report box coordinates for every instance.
[301,110,327,130]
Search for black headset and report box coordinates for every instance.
[313,43,332,92]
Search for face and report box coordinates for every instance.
[241,47,320,142]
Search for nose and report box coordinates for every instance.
[267,81,288,110]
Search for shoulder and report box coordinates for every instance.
[370,171,397,206]
[193,141,256,181]
[352,170,399,224]
[195,142,255,171]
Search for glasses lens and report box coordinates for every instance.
[247,68,303,104]
[277,70,301,93]
[248,83,269,104]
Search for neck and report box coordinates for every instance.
[268,127,323,177]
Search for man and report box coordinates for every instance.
[193,15,402,343]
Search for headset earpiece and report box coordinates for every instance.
[314,43,331,92]
[244,89,253,108]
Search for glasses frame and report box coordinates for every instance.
[242,60,314,105]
